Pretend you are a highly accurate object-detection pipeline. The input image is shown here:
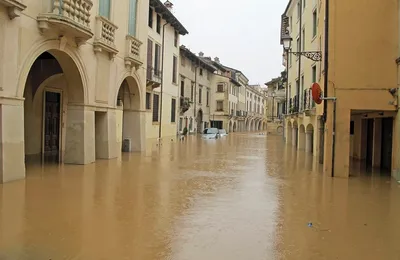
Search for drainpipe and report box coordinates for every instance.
[321,0,330,165]
[297,1,303,113]
[158,22,170,141]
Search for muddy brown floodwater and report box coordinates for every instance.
[1,134,400,259]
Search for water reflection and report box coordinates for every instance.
[0,134,399,259]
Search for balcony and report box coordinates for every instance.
[37,0,93,46]
[146,66,162,89]
[93,16,118,59]
[303,88,316,116]
[124,35,143,69]
[0,0,26,19]
[180,97,191,114]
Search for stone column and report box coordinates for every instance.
[0,103,25,183]
[292,128,297,147]
[122,110,145,152]
[305,131,313,153]
[372,118,382,168]
[95,110,118,159]
[64,105,95,165]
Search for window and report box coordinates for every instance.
[191,82,194,101]
[312,65,317,83]
[156,14,161,34]
[217,101,223,111]
[180,80,185,97]
[199,87,202,104]
[191,62,195,72]
[174,31,178,47]
[217,84,224,92]
[302,28,305,51]
[206,90,210,106]
[301,75,304,92]
[172,56,177,84]
[152,94,159,122]
[147,39,153,78]
[199,68,203,76]
[171,98,176,123]
[181,56,185,66]
[154,44,161,74]
[146,92,151,109]
[207,71,210,80]
[99,0,110,18]
[312,10,317,37]
[128,0,137,36]
[296,37,300,52]
[148,7,153,28]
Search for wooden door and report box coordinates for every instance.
[44,91,61,163]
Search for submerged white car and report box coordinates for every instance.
[202,128,220,139]
[218,129,228,137]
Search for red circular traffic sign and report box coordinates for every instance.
[311,83,322,105]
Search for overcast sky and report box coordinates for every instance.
[171,0,287,85]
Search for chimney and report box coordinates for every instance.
[214,57,220,63]
[199,51,204,57]
[164,1,173,11]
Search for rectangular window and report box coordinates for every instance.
[147,39,153,78]
[312,65,317,83]
[302,29,305,51]
[179,118,183,131]
[181,56,185,66]
[156,14,161,34]
[174,31,178,47]
[296,38,300,52]
[172,56,177,84]
[199,68,203,76]
[180,80,184,97]
[206,90,210,106]
[148,7,153,28]
[217,84,224,92]
[146,92,151,109]
[154,44,161,74]
[207,71,210,80]
[99,0,110,18]
[128,0,137,35]
[199,87,202,104]
[191,82,194,101]
[152,94,159,122]
[312,10,317,37]
[297,1,301,19]
[217,101,223,111]
[171,98,176,123]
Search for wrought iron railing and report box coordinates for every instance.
[146,66,162,83]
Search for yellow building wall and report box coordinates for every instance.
[323,0,398,177]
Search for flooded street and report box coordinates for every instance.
[1,134,400,259]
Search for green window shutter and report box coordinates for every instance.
[99,0,110,19]
[128,0,137,35]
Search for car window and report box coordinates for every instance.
[205,128,218,134]
[219,129,226,134]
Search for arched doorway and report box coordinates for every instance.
[197,109,203,133]
[233,121,237,132]
[116,76,142,152]
[258,120,262,131]
[228,121,233,133]
[306,124,314,153]
[299,124,306,150]
[287,121,292,145]
[23,50,89,165]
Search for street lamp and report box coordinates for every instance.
[281,35,322,62]
[271,91,276,121]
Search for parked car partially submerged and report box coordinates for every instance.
[218,129,228,137]
[202,128,220,139]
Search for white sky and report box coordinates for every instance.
[171,0,287,85]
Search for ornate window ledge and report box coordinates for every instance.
[124,35,142,69]
[0,0,27,19]
[93,16,118,59]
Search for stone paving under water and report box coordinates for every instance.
[0,134,400,259]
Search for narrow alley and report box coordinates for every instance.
[1,134,399,259]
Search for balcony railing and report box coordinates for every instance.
[146,66,162,88]
[125,35,143,69]
[303,88,315,110]
[37,0,93,45]
[0,0,26,19]
[93,16,118,58]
